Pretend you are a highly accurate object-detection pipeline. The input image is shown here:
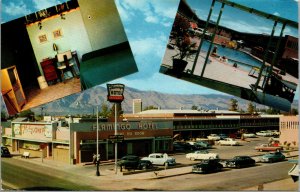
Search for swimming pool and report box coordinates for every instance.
[201,40,264,72]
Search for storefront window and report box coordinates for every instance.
[22,141,40,150]
[3,138,12,146]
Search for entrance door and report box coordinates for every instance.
[48,143,52,157]
[127,143,133,155]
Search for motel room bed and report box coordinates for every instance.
[80,41,138,90]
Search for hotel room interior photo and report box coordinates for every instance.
[1,0,138,116]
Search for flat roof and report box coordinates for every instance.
[136,109,239,115]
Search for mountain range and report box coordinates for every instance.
[21,85,297,116]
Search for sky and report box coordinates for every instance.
[1,0,299,97]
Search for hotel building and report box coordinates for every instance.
[1,110,297,164]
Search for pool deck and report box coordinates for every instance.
[161,40,298,91]
[162,47,260,90]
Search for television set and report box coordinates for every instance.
[7,68,17,86]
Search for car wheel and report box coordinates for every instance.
[142,165,147,170]
[236,164,241,169]
[259,149,263,152]
[276,149,280,152]
[190,157,195,161]
[269,159,273,163]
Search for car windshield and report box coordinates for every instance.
[196,150,208,154]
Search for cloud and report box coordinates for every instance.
[115,0,135,22]
[130,36,168,58]
[220,19,273,34]
[2,1,31,16]
[273,12,280,16]
[162,22,173,27]
[32,0,63,10]
[116,0,178,26]
[145,15,159,23]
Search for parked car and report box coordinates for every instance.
[268,130,280,136]
[255,144,283,152]
[173,143,186,152]
[216,138,239,146]
[207,134,221,141]
[186,150,219,161]
[1,146,12,158]
[222,156,255,168]
[256,131,273,137]
[260,152,285,163]
[117,155,153,170]
[141,153,176,166]
[192,159,223,173]
[194,141,212,149]
[137,160,154,170]
[174,142,194,151]
[218,133,228,140]
[242,133,256,138]
[186,141,212,149]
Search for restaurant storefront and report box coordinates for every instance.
[71,121,173,163]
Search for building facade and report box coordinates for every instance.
[279,115,299,147]
[132,99,142,114]
[2,110,290,165]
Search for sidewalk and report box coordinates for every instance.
[243,178,299,191]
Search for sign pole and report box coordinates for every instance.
[114,103,117,174]
[106,83,125,175]
[96,106,100,176]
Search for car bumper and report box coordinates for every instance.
[226,164,237,168]
[260,158,270,162]
[192,168,204,173]
[167,161,176,165]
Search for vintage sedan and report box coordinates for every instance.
[256,131,273,137]
[260,152,285,163]
[142,153,176,166]
[255,144,283,152]
[218,133,228,140]
[117,155,153,170]
[222,156,255,168]
[216,138,239,146]
[207,134,221,141]
[186,150,219,161]
[187,141,212,149]
[242,133,256,138]
[1,146,12,158]
[192,159,223,173]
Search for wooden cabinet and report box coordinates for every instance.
[40,58,58,83]
[1,65,26,115]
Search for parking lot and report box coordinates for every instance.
[99,136,296,174]
[172,136,271,164]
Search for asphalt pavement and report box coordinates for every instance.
[4,137,299,191]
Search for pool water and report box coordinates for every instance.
[201,40,264,72]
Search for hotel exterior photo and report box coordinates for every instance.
[1,110,298,164]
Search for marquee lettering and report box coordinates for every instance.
[92,123,158,131]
